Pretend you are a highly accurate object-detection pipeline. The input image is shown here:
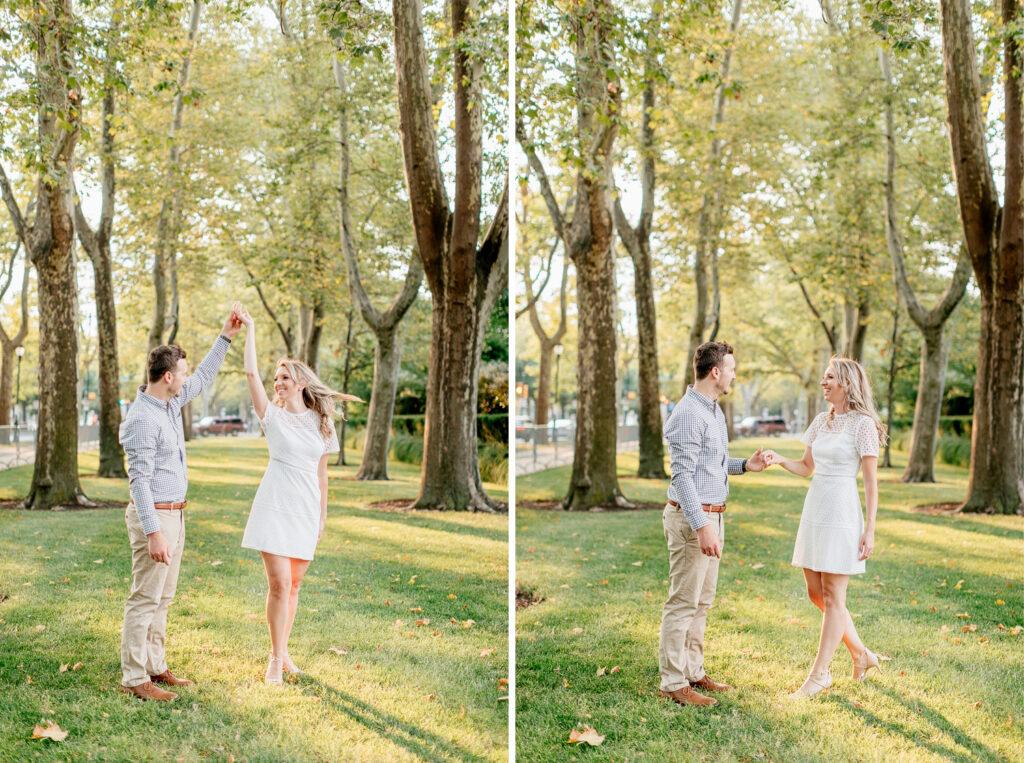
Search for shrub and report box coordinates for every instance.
[390,433,424,465]
[479,442,508,485]
[938,435,971,467]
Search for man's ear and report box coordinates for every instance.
[163,370,174,385]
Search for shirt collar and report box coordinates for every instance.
[685,385,718,412]
[136,385,171,410]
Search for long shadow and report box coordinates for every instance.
[827,686,1005,763]
[302,677,494,763]
[889,511,1024,542]
[351,510,508,544]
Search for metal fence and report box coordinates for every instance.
[0,424,100,470]
[514,422,639,476]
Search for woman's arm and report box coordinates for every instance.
[858,455,878,560]
[765,446,815,478]
[317,454,329,542]
[237,303,269,419]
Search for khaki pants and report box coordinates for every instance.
[121,504,185,688]
[658,503,724,692]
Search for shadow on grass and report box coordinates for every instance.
[890,511,1024,541]
[828,685,1005,763]
[358,510,508,543]
[303,678,491,763]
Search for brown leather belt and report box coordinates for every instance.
[668,500,726,513]
[153,501,187,510]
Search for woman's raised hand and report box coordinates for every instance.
[762,449,778,467]
[233,301,254,329]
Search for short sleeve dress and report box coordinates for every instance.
[241,405,340,561]
[790,411,879,575]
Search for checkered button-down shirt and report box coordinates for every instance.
[664,386,746,531]
[119,336,231,535]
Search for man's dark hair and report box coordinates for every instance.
[147,345,187,383]
[693,341,734,380]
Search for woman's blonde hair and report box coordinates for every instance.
[273,359,362,438]
[826,356,888,446]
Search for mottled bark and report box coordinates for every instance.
[522,257,567,429]
[393,0,508,511]
[684,0,742,390]
[148,0,202,353]
[613,4,666,479]
[74,12,126,477]
[940,0,1024,513]
[882,309,898,470]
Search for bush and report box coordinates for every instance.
[479,442,508,485]
[390,433,424,465]
[938,435,971,467]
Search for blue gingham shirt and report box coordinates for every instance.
[119,336,231,535]
[664,386,746,531]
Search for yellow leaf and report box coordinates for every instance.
[30,722,68,742]
[596,667,606,676]
[995,600,1005,605]
[328,647,348,655]
[480,647,497,657]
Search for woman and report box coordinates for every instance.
[235,303,361,684]
[764,357,886,698]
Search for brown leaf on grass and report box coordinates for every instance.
[393,619,405,627]
[498,678,509,686]
[30,722,68,742]
[567,724,605,746]
[58,664,69,673]
[1010,626,1023,636]
[610,665,621,674]
[328,647,348,655]
[458,705,466,718]
[423,693,435,701]
[72,663,82,671]
[751,563,765,570]
[963,624,977,632]
[979,638,989,644]
[415,619,430,627]
[954,613,971,618]
[480,648,497,657]
[408,607,423,613]
[462,619,475,629]
[970,701,982,709]
[631,561,643,567]
[570,627,583,635]
[939,625,951,633]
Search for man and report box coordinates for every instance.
[119,308,241,701]
[658,341,766,707]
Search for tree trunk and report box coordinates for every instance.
[0,262,30,427]
[902,327,950,481]
[301,299,324,372]
[148,0,202,354]
[939,0,1023,513]
[0,345,13,428]
[181,401,193,441]
[535,346,552,428]
[882,309,898,470]
[393,0,508,511]
[357,325,403,480]
[336,308,355,467]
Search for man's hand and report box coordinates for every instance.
[746,447,767,472]
[696,524,721,558]
[233,301,254,329]
[221,306,243,339]
[147,530,172,565]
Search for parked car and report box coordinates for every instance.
[737,416,788,437]
[515,416,533,442]
[197,416,245,436]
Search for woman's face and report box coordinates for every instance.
[273,365,305,402]
[821,365,847,408]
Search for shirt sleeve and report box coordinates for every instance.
[801,412,826,447]
[179,335,231,407]
[323,422,340,455]
[259,401,276,431]
[664,409,709,532]
[855,415,880,458]
[119,416,159,536]
[727,457,746,476]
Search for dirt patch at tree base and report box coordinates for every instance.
[912,502,962,515]
[516,589,544,610]
[516,500,665,512]
[366,500,418,512]
[0,500,126,512]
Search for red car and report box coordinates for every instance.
[197,416,245,436]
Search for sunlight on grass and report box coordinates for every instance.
[515,437,1023,762]
[0,439,508,762]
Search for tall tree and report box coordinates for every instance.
[334,57,423,481]
[614,2,667,479]
[74,8,127,478]
[879,46,971,483]
[519,0,630,509]
[392,0,508,511]
[683,0,742,389]
[0,0,90,508]
[939,0,1024,513]
[0,243,30,429]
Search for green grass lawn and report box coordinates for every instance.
[0,438,509,762]
[515,437,1023,762]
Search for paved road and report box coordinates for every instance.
[514,437,639,476]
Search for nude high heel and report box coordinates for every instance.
[853,649,882,681]
[265,654,284,685]
[283,654,304,676]
[789,669,832,699]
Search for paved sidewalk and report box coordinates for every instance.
[514,438,639,476]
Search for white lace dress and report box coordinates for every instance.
[241,405,339,561]
[791,411,879,575]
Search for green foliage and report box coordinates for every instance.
[389,431,424,465]
[937,434,972,467]
[478,441,508,484]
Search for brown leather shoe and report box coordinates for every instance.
[691,674,733,692]
[120,680,177,701]
[658,686,718,707]
[151,670,194,687]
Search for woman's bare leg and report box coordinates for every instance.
[809,572,852,675]
[282,557,311,672]
[261,552,291,680]
[802,568,866,659]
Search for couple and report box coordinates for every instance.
[118,303,360,701]
[658,341,885,707]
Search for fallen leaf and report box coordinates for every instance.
[423,693,435,701]
[963,624,977,632]
[610,665,621,674]
[995,600,1006,605]
[58,664,69,673]
[570,627,583,635]
[939,625,951,633]
[631,561,643,567]
[308,696,321,702]
[954,613,971,618]
[407,575,418,584]
[461,619,475,629]
[596,667,606,677]
[458,705,466,718]
[480,648,497,657]
[751,563,765,570]
[971,701,982,709]
[30,722,68,742]
[447,594,458,600]
[408,607,423,613]
[498,678,509,686]
[210,561,223,566]
[567,724,605,746]
[93,559,104,564]
[328,647,348,655]
[415,619,430,627]
[393,619,405,627]
[71,663,82,671]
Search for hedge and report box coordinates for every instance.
[343,413,508,443]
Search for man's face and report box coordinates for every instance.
[166,358,189,395]
[713,353,736,396]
